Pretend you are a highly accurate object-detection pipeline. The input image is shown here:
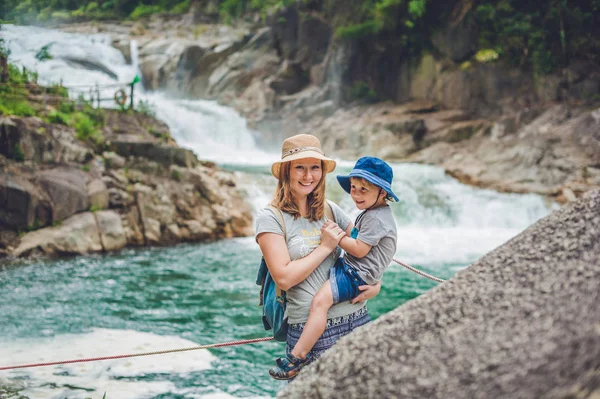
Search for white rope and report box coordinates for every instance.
[393,258,446,283]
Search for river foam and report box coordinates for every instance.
[0,328,229,399]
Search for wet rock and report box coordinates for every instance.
[112,38,131,64]
[61,56,118,80]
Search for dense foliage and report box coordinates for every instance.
[0,0,191,23]
[473,0,600,74]
[313,0,600,74]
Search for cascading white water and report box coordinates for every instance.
[3,24,273,165]
[129,39,139,71]
[0,23,558,399]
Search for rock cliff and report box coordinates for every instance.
[67,4,600,202]
[281,189,600,398]
[0,110,253,259]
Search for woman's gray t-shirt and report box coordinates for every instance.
[254,201,365,324]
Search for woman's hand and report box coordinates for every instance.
[351,281,381,303]
[320,221,345,251]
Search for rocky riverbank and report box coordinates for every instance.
[0,108,253,259]
[57,6,600,203]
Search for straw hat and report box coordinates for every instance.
[271,134,336,179]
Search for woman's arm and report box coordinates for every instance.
[257,223,345,291]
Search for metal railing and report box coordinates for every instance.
[0,75,140,111]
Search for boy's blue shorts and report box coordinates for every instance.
[330,258,367,304]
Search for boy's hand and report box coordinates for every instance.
[351,281,381,303]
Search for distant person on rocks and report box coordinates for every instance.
[255,135,381,381]
[268,156,399,380]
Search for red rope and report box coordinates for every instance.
[0,336,274,371]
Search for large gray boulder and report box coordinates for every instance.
[13,212,103,257]
[38,167,90,222]
[282,189,600,398]
[0,173,52,230]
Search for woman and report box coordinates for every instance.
[255,134,380,379]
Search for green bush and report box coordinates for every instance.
[129,4,164,20]
[86,2,99,12]
[50,10,71,22]
[71,6,86,17]
[36,9,52,22]
[35,44,53,62]
[72,112,103,144]
[475,49,500,63]
[6,64,35,85]
[82,105,105,126]
[46,110,70,125]
[170,0,190,14]
[335,21,380,39]
[136,99,156,117]
[59,101,75,113]
[0,99,36,116]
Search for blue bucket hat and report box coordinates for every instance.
[336,157,399,202]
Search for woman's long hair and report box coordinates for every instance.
[270,161,327,222]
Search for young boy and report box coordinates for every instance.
[270,156,398,380]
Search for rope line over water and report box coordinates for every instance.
[0,261,443,372]
[0,337,274,371]
[393,258,446,283]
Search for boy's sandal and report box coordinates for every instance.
[269,354,311,380]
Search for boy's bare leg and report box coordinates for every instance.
[291,279,334,359]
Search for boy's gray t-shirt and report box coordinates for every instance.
[255,201,365,324]
[344,205,397,285]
